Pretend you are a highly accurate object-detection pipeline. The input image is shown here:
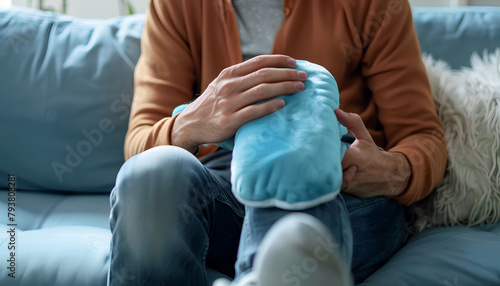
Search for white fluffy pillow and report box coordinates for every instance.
[414,50,500,231]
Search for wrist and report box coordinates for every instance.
[382,151,411,197]
[171,113,200,154]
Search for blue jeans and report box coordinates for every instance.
[108,146,409,285]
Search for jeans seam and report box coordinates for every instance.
[204,165,245,219]
[202,234,210,285]
[236,216,254,282]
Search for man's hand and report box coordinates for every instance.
[334,109,411,198]
[172,55,307,153]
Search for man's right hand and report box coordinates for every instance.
[171,55,307,153]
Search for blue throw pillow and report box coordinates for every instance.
[0,7,144,192]
[413,7,500,69]
[175,61,348,209]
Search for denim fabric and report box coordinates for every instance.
[234,195,408,284]
[108,146,408,285]
[343,194,408,284]
[234,198,353,281]
[109,146,244,285]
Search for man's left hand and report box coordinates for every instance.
[334,109,411,198]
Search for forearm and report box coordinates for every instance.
[124,0,201,160]
[357,0,447,204]
[378,151,411,197]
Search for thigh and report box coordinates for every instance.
[342,193,409,284]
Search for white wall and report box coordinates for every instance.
[11,0,149,18]
[8,0,500,18]
[469,0,500,5]
[410,0,500,6]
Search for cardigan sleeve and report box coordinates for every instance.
[360,0,447,205]
[124,0,197,160]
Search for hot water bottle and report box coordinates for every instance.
[174,60,348,210]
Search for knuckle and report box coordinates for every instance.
[252,84,267,97]
[249,55,266,66]
[255,68,270,78]
[351,113,362,121]
[219,67,234,78]
[218,114,231,126]
[218,80,235,95]
[217,97,231,110]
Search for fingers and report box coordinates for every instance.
[236,81,305,109]
[230,55,297,76]
[194,55,303,144]
[334,109,374,143]
[215,56,307,119]
[238,68,307,91]
[232,67,306,110]
[233,98,286,125]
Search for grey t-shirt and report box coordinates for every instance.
[232,0,284,62]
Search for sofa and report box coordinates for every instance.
[0,5,499,286]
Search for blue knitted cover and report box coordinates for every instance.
[174,60,348,210]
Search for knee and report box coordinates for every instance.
[109,146,211,262]
[113,145,203,207]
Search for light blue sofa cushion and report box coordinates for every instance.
[359,223,500,286]
[0,7,144,192]
[413,7,500,69]
[0,191,111,286]
[0,190,229,286]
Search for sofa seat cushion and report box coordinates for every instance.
[0,189,230,285]
[360,223,500,286]
[0,225,111,286]
[0,190,112,285]
[0,191,111,230]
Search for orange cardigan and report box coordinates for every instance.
[126,0,447,205]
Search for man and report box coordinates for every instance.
[108,0,447,285]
